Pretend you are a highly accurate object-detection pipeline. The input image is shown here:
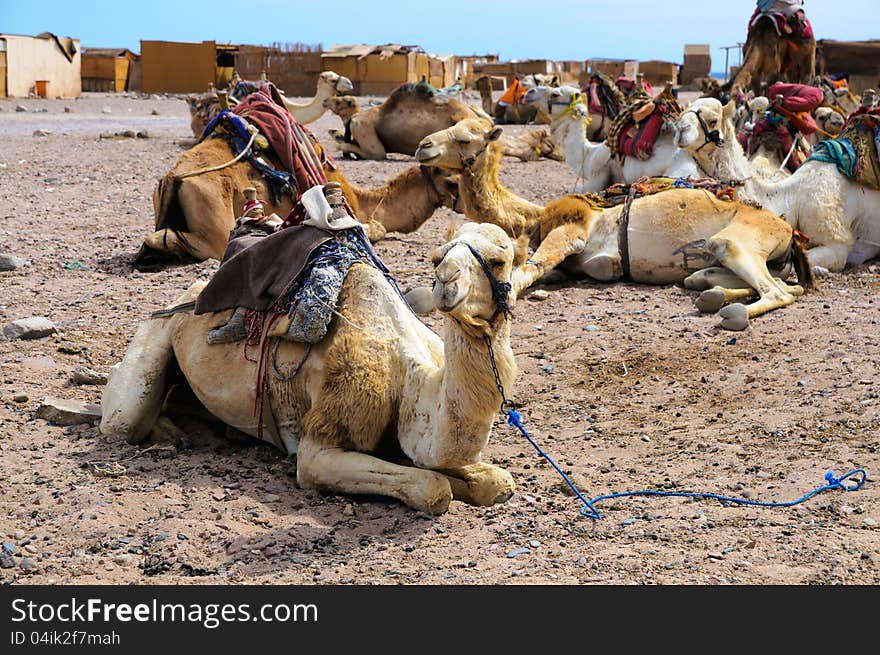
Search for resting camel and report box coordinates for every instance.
[474,75,556,125]
[675,97,880,273]
[322,83,486,160]
[534,86,696,192]
[102,223,519,514]
[135,137,459,268]
[726,6,816,97]
[324,95,560,162]
[187,71,353,137]
[413,117,814,330]
[526,76,625,141]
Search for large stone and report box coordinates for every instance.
[3,317,57,340]
[0,254,28,271]
[72,366,108,386]
[36,398,102,426]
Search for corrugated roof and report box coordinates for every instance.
[324,44,425,59]
[82,47,137,58]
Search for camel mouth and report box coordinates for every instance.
[335,78,354,93]
[415,148,442,165]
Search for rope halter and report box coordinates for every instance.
[683,108,724,152]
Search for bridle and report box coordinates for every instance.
[683,108,723,152]
[438,239,512,329]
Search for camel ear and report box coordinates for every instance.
[722,100,736,120]
[488,127,504,141]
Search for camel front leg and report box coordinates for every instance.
[143,228,227,262]
[344,121,387,160]
[297,440,453,515]
[438,462,515,507]
[511,224,589,296]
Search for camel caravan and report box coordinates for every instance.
[101,0,880,513]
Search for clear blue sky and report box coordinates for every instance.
[1,0,877,65]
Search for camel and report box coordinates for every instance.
[726,5,816,97]
[412,117,814,329]
[102,222,519,514]
[324,95,560,163]
[816,76,861,119]
[809,106,845,146]
[526,75,626,141]
[187,71,353,137]
[321,83,487,160]
[474,75,555,125]
[675,97,880,273]
[534,86,696,192]
[134,137,459,268]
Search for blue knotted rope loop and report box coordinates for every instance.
[484,340,868,520]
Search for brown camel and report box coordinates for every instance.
[474,75,552,125]
[412,118,814,330]
[728,11,816,97]
[103,222,519,514]
[325,95,559,162]
[134,137,459,269]
[321,84,486,160]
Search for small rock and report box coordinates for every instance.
[341,504,354,516]
[585,325,599,332]
[136,130,151,138]
[113,553,134,566]
[621,518,636,526]
[708,551,724,560]
[151,109,160,115]
[101,106,112,114]
[33,129,52,137]
[13,393,29,403]
[58,342,85,354]
[541,364,554,374]
[529,540,541,548]
[726,337,737,345]
[640,433,651,442]
[15,105,28,112]
[0,254,28,271]
[797,380,807,387]
[3,316,57,340]
[72,365,108,386]
[19,557,37,571]
[36,397,102,426]
[527,290,549,301]
[506,547,530,558]
[154,532,167,542]
[0,551,16,568]
[863,518,877,528]
[264,493,281,503]
[64,107,72,113]
[226,535,251,555]
[2,543,16,555]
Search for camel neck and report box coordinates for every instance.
[461,144,541,238]
[350,167,437,233]
[692,124,754,183]
[436,317,516,461]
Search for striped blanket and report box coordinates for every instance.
[808,109,880,191]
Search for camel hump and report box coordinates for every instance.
[384,83,445,111]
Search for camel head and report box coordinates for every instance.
[522,74,559,90]
[430,223,514,331]
[323,95,360,121]
[674,97,735,152]
[317,71,354,96]
[814,107,845,137]
[414,118,502,171]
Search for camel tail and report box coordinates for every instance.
[790,231,816,291]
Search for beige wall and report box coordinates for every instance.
[141,40,216,94]
[2,35,81,98]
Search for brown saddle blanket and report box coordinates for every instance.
[194,225,333,315]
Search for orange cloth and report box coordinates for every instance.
[499,78,525,105]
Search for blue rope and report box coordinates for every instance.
[502,409,867,520]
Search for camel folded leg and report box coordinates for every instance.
[297,441,454,514]
[438,462,515,507]
[511,224,589,296]
[143,227,225,262]
[342,120,387,160]
[804,243,849,275]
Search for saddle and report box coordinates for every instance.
[748,6,813,40]
[809,108,880,191]
[607,86,682,162]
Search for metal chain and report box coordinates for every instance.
[484,335,515,412]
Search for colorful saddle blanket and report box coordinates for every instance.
[749,6,813,39]
[608,91,682,162]
[808,108,880,191]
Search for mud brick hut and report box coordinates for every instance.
[233,43,323,97]
[140,39,240,94]
[817,39,880,94]
[0,32,81,98]
[456,53,498,88]
[582,58,638,86]
[322,44,456,95]
[680,44,711,86]
[638,60,678,87]
[81,48,138,92]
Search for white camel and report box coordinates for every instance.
[535,86,698,192]
[675,97,880,272]
[282,71,354,125]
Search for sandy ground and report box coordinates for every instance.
[0,92,878,586]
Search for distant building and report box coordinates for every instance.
[322,44,457,95]
[818,39,880,93]
[140,40,239,94]
[81,48,139,92]
[0,32,81,98]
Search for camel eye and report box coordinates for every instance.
[490,258,506,269]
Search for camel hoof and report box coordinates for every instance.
[719,303,749,331]
[571,238,586,254]
[405,287,436,315]
[695,288,726,314]
[812,265,830,277]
